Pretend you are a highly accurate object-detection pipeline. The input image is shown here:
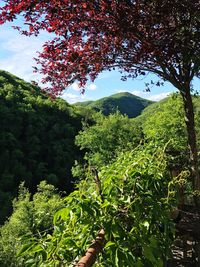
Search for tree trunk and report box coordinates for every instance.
[180,87,200,196]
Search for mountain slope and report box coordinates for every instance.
[74,92,154,118]
[0,70,83,223]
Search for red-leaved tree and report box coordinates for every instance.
[0,0,200,194]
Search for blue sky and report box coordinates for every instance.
[0,21,199,103]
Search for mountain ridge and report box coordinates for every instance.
[74,92,154,118]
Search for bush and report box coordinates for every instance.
[18,143,178,266]
[0,181,64,267]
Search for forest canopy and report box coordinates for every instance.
[1,74,200,265]
[0,70,83,223]
[0,0,200,265]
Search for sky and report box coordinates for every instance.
[0,21,199,104]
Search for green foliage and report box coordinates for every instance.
[18,143,177,266]
[0,181,64,267]
[137,93,200,168]
[140,94,186,147]
[1,71,199,266]
[193,96,200,149]
[0,70,83,223]
[74,92,153,118]
[136,94,188,169]
[74,112,142,170]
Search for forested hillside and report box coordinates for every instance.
[1,72,200,266]
[0,0,200,266]
[1,92,198,266]
[74,92,153,118]
[0,70,83,223]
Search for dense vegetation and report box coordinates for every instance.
[74,112,142,169]
[0,1,199,265]
[0,70,83,223]
[0,72,200,266]
[11,143,178,267]
[138,94,200,167]
[74,92,153,118]
[0,181,64,266]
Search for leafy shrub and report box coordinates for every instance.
[0,181,64,267]
[74,112,142,170]
[19,143,178,266]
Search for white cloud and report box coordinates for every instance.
[0,27,47,83]
[147,92,171,101]
[131,90,144,97]
[60,91,89,104]
[69,82,98,93]
[70,82,80,91]
[131,90,171,101]
[88,83,97,90]
[116,89,126,93]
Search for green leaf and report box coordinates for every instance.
[54,207,70,224]
[63,237,77,247]
[143,245,156,264]
[101,199,111,208]
[17,242,37,256]
[115,248,119,267]
[104,241,116,249]
[81,202,95,216]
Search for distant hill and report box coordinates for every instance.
[0,70,83,223]
[74,92,154,118]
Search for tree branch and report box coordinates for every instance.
[76,229,105,267]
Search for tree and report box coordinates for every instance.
[75,112,142,169]
[0,1,200,192]
[141,94,187,162]
[15,144,177,266]
[0,70,83,223]
[0,181,64,266]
